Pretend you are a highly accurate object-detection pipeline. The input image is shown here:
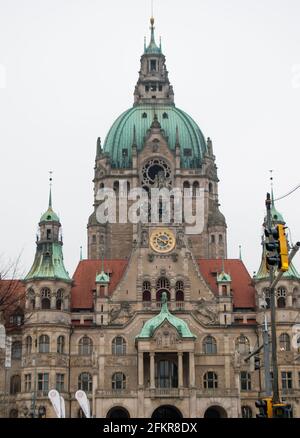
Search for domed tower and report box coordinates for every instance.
[87,18,227,260]
[22,185,72,417]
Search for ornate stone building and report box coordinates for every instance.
[1,18,300,419]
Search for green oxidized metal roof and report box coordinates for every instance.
[144,18,161,54]
[136,292,196,339]
[256,245,300,281]
[40,188,60,223]
[40,207,60,223]
[25,241,71,282]
[96,270,110,283]
[217,271,232,282]
[103,104,207,169]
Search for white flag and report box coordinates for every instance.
[60,395,66,419]
[75,390,90,418]
[48,389,62,418]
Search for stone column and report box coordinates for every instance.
[150,352,155,389]
[138,352,144,386]
[178,352,183,388]
[51,293,56,310]
[189,352,195,387]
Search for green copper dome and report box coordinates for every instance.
[40,207,60,223]
[40,188,60,223]
[103,104,207,169]
[136,292,196,339]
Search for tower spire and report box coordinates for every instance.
[49,171,53,208]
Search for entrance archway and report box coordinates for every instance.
[204,405,228,418]
[106,406,130,418]
[152,405,182,419]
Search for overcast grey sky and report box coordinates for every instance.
[0,0,300,278]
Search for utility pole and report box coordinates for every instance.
[262,314,272,397]
[265,192,280,403]
[265,192,300,404]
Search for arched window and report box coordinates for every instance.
[25,336,32,355]
[142,280,151,302]
[241,406,252,418]
[9,409,18,418]
[79,336,93,356]
[143,290,151,301]
[162,112,168,119]
[175,281,184,302]
[78,372,92,392]
[222,285,227,295]
[183,181,190,190]
[203,372,218,389]
[279,333,290,351]
[39,335,50,353]
[203,336,217,354]
[112,372,126,390]
[209,182,213,194]
[27,288,35,310]
[240,372,251,391]
[277,287,286,308]
[113,181,119,193]
[112,337,126,355]
[156,277,171,302]
[236,335,250,354]
[263,288,271,309]
[56,289,64,310]
[41,288,51,309]
[12,341,22,359]
[192,181,199,196]
[10,375,21,394]
[57,335,65,354]
[142,112,147,118]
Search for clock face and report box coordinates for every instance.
[150,228,176,253]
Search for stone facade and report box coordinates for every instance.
[1,18,300,419]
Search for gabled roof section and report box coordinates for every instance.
[136,292,196,339]
[71,259,128,310]
[198,259,256,309]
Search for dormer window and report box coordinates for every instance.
[142,112,147,118]
[46,229,51,240]
[162,112,168,119]
[184,148,192,156]
[150,59,157,71]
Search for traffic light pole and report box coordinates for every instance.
[265,193,300,404]
[266,193,280,404]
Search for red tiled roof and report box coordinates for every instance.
[71,260,128,310]
[197,259,256,309]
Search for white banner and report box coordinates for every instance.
[75,390,90,418]
[60,395,66,419]
[0,324,5,349]
[48,389,62,418]
[5,336,12,368]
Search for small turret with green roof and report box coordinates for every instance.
[136,292,196,339]
[25,185,71,282]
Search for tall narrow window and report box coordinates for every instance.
[203,336,217,354]
[78,372,92,392]
[41,288,51,309]
[38,373,49,392]
[240,372,251,391]
[56,374,65,392]
[57,335,65,354]
[39,335,50,353]
[25,336,32,355]
[150,60,157,71]
[112,337,126,355]
[203,372,218,389]
[25,374,32,392]
[281,371,293,390]
[79,336,93,356]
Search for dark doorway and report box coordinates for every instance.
[106,407,130,418]
[151,405,182,419]
[204,406,227,418]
